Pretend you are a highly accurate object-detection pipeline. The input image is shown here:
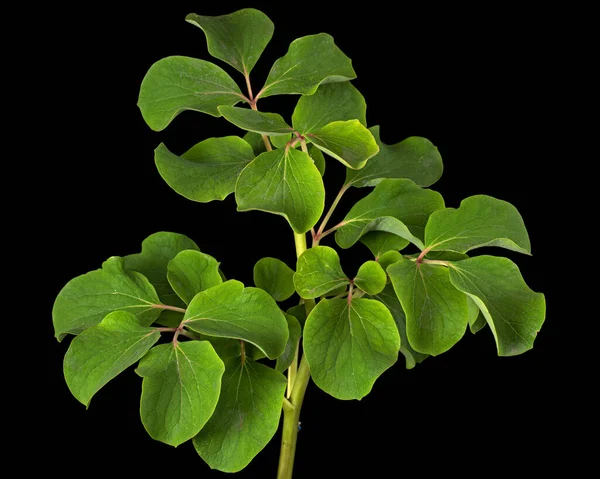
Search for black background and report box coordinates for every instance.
[43,2,567,477]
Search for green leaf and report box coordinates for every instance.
[184,280,288,359]
[193,357,287,472]
[303,298,399,400]
[138,56,243,131]
[448,256,545,356]
[218,106,294,136]
[308,144,326,176]
[424,195,531,254]
[53,257,161,341]
[345,127,443,188]
[322,284,348,298]
[137,341,224,447]
[185,9,274,75]
[63,311,160,406]
[167,250,222,305]
[335,179,444,249]
[388,258,469,355]
[258,33,355,98]
[308,120,379,169]
[354,261,386,295]
[235,148,325,234]
[270,133,292,149]
[292,82,366,134]
[294,246,349,299]
[276,314,302,373]
[155,138,254,203]
[123,232,200,305]
[360,231,409,257]
[370,285,429,369]
[243,131,267,156]
[253,257,295,302]
[286,304,307,328]
[377,250,403,271]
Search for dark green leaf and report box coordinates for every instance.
[468,297,488,334]
[388,258,469,355]
[448,256,545,356]
[335,179,444,249]
[308,120,379,169]
[345,127,443,188]
[53,257,161,341]
[303,298,399,400]
[137,341,224,447]
[218,106,294,136]
[308,144,326,176]
[167,250,222,305]
[276,314,302,373]
[138,56,243,131]
[270,133,293,149]
[258,33,356,98]
[360,231,409,257]
[184,280,288,359]
[294,246,349,299]
[193,357,287,472]
[292,82,366,134]
[243,131,267,156]
[425,195,531,255]
[235,148,325,234]
[354,261,386,295]
[186,9,274,74]
[123,232,200,305]
[253,257,296,302]
[370,285,429,369]
[377,250,403,270]
[63,311,160,406]
[155,138,254,203]
[286,304,307,328]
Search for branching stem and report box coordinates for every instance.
[313,184,349,245]
[151,304,187,314]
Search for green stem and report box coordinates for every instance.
[276,233,315,479]
[314,184,349,244]
[277,355,311,479]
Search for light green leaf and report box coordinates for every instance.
[167,250,222,305]
[137,341,224,447]
[377,250,403,271]
[286,304,308,328]
[138,56,243,131]
[370,285,429,369]
[253,257,296,302]
[303,298,399,400]
[308,145,326,176]
[53,257,161,341]
[276,314,302,373]
[63,311,160,406]
[185,9,274,74]
[243,131,267,156]
[184,280,288,359]
[354,261,386,295]
[218,106,294,136]
[193,357,287,472]
[292,82,366,134]
[360,231,409,257]
[294,246,349,299]
[270,133,292,149]
[448,256,545,356]
[388,258,469,355]
[258,33,355,98]
[345,126,443,188]
[425,195,531,254]
[155,138,254,203]
[336,179,444,249]
[308,120,379,169]
[235,148,325,233]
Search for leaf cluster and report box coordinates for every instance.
[53,8,545,474]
